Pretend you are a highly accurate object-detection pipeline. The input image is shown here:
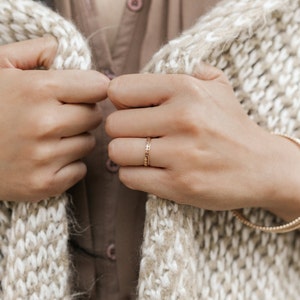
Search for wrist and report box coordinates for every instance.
[260,132,300,221]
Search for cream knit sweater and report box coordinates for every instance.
[138,0,300,299]
[0,0,300,300]
[0,0,90,299]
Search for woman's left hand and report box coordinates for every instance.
[106,65,300,214]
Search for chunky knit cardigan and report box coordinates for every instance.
[0,0,300,299]
[0,1,91,299]
[138,0,300,299]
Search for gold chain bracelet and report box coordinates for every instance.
[232,210,300,233]
[232,132,300,233]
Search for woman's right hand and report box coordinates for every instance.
[0,37,109,202]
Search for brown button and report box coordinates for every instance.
[127,0,143,12]
[106,243,117,261]
[106,159,119,173]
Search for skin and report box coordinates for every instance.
[106,64,300,221]
[0,36,109,202]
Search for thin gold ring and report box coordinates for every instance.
[144,137,151,167]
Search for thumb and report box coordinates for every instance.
[193,62,229,84]
[0,36,58,70]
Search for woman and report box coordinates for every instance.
[3,0,300,299]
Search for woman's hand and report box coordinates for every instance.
[0,37,109,202]
[106,65,300,219]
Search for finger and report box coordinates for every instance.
[51,70,109,103]
[32,133,95,168]
[108,73,178,109]
[108,137,169,168]
[52,160,87,195]
[56,103,102,137]
[53,70,109,103]
[31,134,94,200]
[0,36,58,70]
[28,69,109,103]
[118,167,180,202]
[54,133,96,167]
[106,105,171,138]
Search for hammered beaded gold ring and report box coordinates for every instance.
[144,137,152,167]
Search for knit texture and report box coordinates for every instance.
[0,1,91,299]
[138,0,300,299]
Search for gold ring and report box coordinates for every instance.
[144,137,151,167]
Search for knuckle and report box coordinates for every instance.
[28,74,48,93]
[169,76,204,134]
[33,71,59,95]
[36,113,60,137]
[30,145,53,165]
[15,72,42,97]
[22,72,56,100]
[29,172,56,198]
[176,74,197,90]
[179,74,204,99]
[172,105,201,133]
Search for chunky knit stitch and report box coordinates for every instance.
[139,0,300,299]
[1,0,300,299]
[0,1,91,299]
